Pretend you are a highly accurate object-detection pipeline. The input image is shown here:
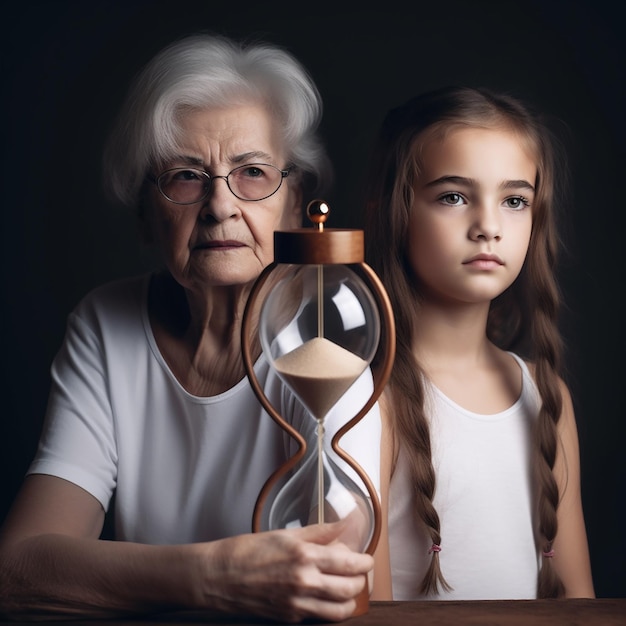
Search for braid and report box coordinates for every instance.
[528,236,566,598]
[390,345,452,594]
[533,336,565,596]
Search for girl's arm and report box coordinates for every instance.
[370,392,393,600]
[552,379,595,598]
[0,474,373,622]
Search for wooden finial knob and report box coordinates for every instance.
[307,199,330,227]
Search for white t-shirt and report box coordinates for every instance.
[389,353,541,599]
[28,274,381,545]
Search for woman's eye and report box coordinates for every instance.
[504,196,530,210]
[439,192,464,206]
[241,166,265,178]
[173,169,202,181]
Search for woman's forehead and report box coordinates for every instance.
[168,103,287,165]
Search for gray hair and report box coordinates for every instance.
[102,33,331,209]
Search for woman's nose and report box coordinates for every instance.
[199,177,241,222]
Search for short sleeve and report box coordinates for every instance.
[27,308,118,511]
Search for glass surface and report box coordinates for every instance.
[260,264,380,418]
[269,432,375,552]
[258,264,380,550]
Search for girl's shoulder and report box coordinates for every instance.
[509,353,575,417]
[509,353,570,391]
[507,351,533,377]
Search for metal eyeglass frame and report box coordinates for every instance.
[148,163,292,204]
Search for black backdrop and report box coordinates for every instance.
[1,0,624,598]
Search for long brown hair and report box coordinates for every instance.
[365,86,567,597]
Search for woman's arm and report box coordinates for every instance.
[0,474,373,622]
[552,379,595,598]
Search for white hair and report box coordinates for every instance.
[103,33,331,209]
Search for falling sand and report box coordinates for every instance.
[274,337,367,420]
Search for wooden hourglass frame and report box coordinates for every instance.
[241,200,395,595]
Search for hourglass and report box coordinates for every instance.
[241,200,395,615]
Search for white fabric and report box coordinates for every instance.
[389,353,541,599]
[28,274,381,545]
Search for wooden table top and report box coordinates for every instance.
[2,598,624,625]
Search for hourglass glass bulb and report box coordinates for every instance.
[269,431,375,552]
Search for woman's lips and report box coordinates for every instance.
[194,240,245,250]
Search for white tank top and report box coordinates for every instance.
[388,353,541,599]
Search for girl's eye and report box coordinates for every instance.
[504,196,530,210]
[439,192,465,206]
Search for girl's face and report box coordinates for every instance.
[143,103,301,293]
[406,126,535,306]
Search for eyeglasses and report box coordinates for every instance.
[150,163,292,204]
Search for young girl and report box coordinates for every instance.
[365,86,595,600]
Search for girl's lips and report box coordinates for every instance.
[464,259,502,270]
[463,253,503,264]
[463,254,504,269]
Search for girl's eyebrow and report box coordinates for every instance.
[502,179,535,192]
[425,175,535,192]
[424,175,475,188]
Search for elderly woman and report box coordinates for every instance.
[0,34,380,623]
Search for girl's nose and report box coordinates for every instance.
[468,203,502,241]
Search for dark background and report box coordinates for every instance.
[1,0,624,598]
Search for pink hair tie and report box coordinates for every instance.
[428,544,442,554]
[542,549,555,558]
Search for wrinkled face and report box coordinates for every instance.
[406,127,536,305]
[143,103,301,292]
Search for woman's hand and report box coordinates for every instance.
[0,475,373,623]
[194,522,374,623]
